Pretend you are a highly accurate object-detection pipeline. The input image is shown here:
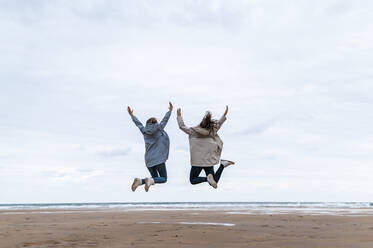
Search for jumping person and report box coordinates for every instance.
[176,106,235,189]
[127,102,173,192]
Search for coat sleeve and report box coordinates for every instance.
[131,116,145,134]
[159,111,171,130]
[177,115,192,135]
[215,115,227,131]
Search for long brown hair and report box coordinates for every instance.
[199,111,216,134]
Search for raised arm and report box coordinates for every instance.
[176,108,192,135]
[216,105,228,131]
[159,102,173,129]
[127,106,145,133]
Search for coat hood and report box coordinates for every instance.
[190,126,211,136]
[143,123,160,135]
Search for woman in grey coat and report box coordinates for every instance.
[177,106,235,189]
[127,102,173,192]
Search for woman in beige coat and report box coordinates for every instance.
[177,106,235,189]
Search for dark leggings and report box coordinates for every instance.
[146,163,167,184]
[189,164,224,185]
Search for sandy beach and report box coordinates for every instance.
[1,208,373,248]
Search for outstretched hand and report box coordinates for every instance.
[127,106,134,117]
[169,102,173,111]
[224,105,228,116]
[177,108,181,117]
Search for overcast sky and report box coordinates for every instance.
[1,0,373,203]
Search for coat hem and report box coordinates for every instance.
[146,160,168,167]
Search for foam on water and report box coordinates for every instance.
[1,202,373,216]
[1,202,372,210]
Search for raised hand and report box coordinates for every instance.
[169,102,173,111]
[223,105,228,116]
[127,106,134,117]
[177,108,181,117]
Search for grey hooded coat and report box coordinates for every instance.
[131,111,171,167]
[177,115,226,167]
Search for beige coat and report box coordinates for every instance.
[177,115,226,167]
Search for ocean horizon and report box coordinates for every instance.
[1,202,373,211]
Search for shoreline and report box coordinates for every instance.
[2,206,373,216]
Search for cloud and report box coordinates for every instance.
[238,118,277,136]
[42,168,104,183]
[174,144,189,152]
[94,146,131,158]
[1,0,373,202]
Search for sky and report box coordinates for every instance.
[1,0,373,203]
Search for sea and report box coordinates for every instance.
[1,202,373,216]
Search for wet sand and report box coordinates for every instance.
[1,209,373,247]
